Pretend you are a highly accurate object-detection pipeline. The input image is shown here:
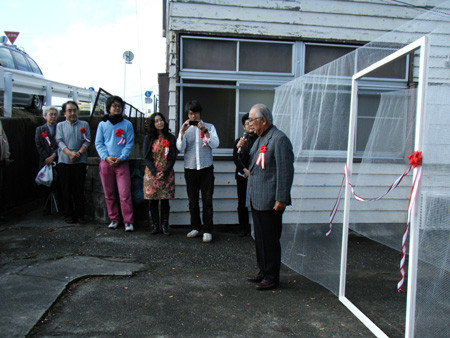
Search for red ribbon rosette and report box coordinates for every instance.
[41,132,51,146]
[200,130,207,147]
[256,145,267,169]
[161,139,170,158]
[115,128,126,145]
[80,127,90,142]
[408,151,422,168]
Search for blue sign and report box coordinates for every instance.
[88,87,95,91]
[145,91,152,98]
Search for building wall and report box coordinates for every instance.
[163,0,449,225]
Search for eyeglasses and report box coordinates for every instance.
[248,117,262,123]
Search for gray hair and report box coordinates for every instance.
[252,103,272,124]
[43,106,59,117]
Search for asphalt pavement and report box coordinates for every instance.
[0,201,406,337]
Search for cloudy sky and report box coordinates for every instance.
[0,0,166,112]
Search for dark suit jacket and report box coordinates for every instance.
[233,134,257,180]
[35,123,58,169]
[247,125,294,211]
[142,132,177,176]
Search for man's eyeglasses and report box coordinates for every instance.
[248,117,262,123]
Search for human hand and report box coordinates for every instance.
[243,168,249,178]
[44,154,56,166]
[68,151,80,162]
[274,201,286,212]
[180,120,190,134]
[197,121,206,132]
[236,137,247,150]
[156,171,164,180]
[106,156,118,166]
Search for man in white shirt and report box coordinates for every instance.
[176,100,219,243]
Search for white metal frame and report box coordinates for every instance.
[341,36,428,338]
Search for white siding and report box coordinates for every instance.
[164,0,450,225]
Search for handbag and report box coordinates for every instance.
[35,165,53,187]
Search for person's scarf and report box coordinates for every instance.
[102,114,124,125]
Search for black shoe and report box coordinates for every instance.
[247,275,264,283]
[238,228,249,237]
[256,279,279,291]
[77,218,87,224]
[64,217,75,224]
[161,220,171,236]
[150,224,159,235]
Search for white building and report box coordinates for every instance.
[159,0,448,225]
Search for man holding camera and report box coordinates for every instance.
[177,100,220,243]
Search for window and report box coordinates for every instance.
[0,48,14,69]
[26,56,42,75]
[182,39,236,71]
[182,80,236,149]
[305,44,356,74]
[11,50,31,72]
[239,42,292,73]
[178,36,410,156]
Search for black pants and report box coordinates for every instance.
[236,176,250,230]
[41,166,64,213]
[184,166,214,233]
[58,163,87,220]
[251,205,283,283]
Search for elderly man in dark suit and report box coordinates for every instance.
[238,103,294,291]
[35,106,61,215]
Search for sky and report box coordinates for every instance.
[0,0,166,113]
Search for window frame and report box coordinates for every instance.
[178,36,411,158]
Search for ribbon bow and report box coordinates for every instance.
[256,145,267,169]
[200,130,207,147]
[115,128,126,145]
[162,139,170,158]
[80,127,90,142]
[41,132,51,146]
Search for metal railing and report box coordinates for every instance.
[0,66,96,116]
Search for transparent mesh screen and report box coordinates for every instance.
[273,2,450,336]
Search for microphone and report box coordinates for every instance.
[237,132,249,154]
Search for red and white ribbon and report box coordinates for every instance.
[397,165,422,292]
[41,132,51,146]
[161,139,170,158]
[80,127,90,142]
[115,128,126,145]
[327,151,423,293]
[200,131,207,147]
[256,145,267,169]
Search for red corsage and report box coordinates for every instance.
[41,132,51,146]
[80,127,90,142]
[162,139,170,158]
[256,145,267,169]
[115,128,126,145]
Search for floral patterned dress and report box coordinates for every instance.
[143,135,175,200]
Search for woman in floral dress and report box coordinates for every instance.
[143,113,177,235]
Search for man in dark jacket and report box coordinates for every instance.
[238,103,294,291]
[35,106,61,215]
[232,113,257,237]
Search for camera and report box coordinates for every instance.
[189,120,199,126]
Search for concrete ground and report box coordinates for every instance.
[0,203,406,337]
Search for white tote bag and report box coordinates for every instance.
[35,165,53,187]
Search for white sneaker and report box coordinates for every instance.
[203,233,212,243]
[186,229,199,238]
[108,221,119,229]
[125,223,134,232]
